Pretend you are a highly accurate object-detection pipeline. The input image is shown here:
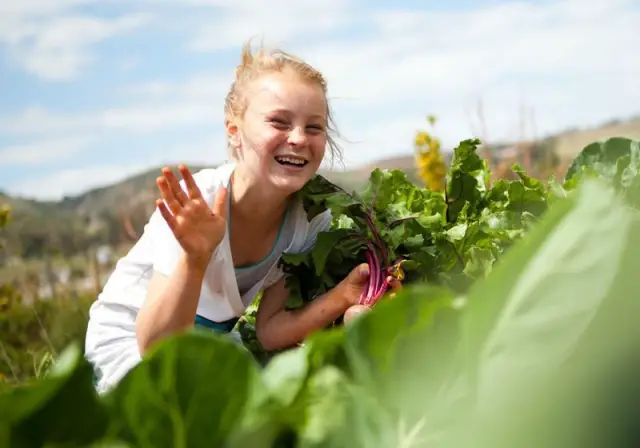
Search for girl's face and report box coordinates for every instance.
[227,70,328,195]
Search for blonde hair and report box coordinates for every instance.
[224,39,342,165]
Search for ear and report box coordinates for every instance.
[225,117,241,151]
[225,117,237,141]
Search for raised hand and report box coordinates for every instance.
[155,164,228,268]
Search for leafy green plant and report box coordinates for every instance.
[565,137,640,206]
[281,139,550,312]
[0,293,93,387]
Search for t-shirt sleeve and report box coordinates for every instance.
[146,208,182,277]
[144,169,220,277]
[299,208,332,253]
[262,208,333,290]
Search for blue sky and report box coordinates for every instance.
[0,0,638,200]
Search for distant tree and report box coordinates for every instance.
[532,137,561,180]
[0,204,9,258]
[0,205,22,311]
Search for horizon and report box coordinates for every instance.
[1,0,638,200]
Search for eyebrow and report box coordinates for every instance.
[266,108,326,121]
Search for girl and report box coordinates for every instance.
[84,41,401,393]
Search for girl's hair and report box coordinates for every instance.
[224,39,342,165]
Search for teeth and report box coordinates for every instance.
[275,155,307,165]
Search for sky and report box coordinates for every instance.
[0,0,638,200]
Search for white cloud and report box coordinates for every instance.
[0,100,223,135]
[0,136,93,166]
[0,1,151,81]
[0,0,95,16]
[123,71,234,101]
[100,102,219,133]
[187,3,351,53]
[157,136,229,166]
[0,107,96,135]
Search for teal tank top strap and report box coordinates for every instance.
[194,314,239,334]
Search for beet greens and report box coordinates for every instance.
[280,138,551,310]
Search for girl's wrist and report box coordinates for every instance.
[180,253,210,278]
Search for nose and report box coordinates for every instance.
[287,126,308,148]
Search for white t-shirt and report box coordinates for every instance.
[84,162,331,393]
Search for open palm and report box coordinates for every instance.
[155,164,228,267]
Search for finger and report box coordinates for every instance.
[387,276,403,296]
[156,177,182,216]
[354,263,369,280]
[345,263,368,288]
[179,164,203,200]
[211,186,228,218]
[387,276,402,299]
[389,276,403,291]
[162,167,188,206]
[156,199,177,230]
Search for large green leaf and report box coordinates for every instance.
[458,216,640,448]
[300,378,391,448]
[461,178,637,412]
[303,326,349,373]
[445,139,486,222]
[565,137,640,186]
[260,346,309,409]
[319,284,463,447]
[0,344,109,447]
[295,365,352,448]
[311,229,359,276]
[245,326,350,446]
[102,332,269,448]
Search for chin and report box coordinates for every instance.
[269,176,310,194]
[267,171,314,194]
[267,161,318,193]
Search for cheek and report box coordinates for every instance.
[241,125,284,155]
[311,135,328,157]
[262,129,287,152]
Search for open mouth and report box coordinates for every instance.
[274,155,309,167]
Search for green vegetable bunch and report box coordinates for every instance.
[281,139,550,311]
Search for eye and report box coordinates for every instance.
[269,118,289,129]
[307,124,325,133]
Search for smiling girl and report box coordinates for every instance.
[84,40,401,393]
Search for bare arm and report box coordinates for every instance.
[135,254,207,354]
[255,278,350,351]
[135,165,228,354]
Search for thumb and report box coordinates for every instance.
[211,186,228,219]
[348,263,369,284]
